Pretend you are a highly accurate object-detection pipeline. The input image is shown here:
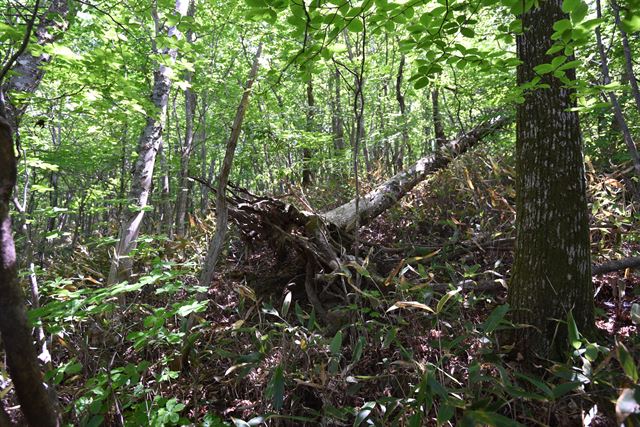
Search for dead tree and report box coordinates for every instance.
[212,115,509,320]
[323,115,508,231]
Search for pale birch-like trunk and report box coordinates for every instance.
[323,115,507,232]
[3,0,70,130]
[108,0,189,285]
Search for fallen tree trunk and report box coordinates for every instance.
[206,115,509,320]
[427,256,640,294]
[322,115,509,231]
[592,256,640,275]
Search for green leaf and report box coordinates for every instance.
[330,330,343,356]
[533,63,554,74]
[347,18,363,32]
[268,364,285,410]
[580,18,603,30]
[460,27,475,38]
[570,2,589,24]
[482,304,509,334]
[550,55,567,68]
[0,23,25,42]
[514,372,554,399]
[462,410,524,427]
[175,300,208,317]
[557,60,581,71]
[437,404,455,425]
[552,381,582,399]
[561,0,579,13]
[546,44,564,55]
[436,287,461,314]
[567,310,581,349]
[414,76,430,90]
[552,19,572,32]
[617,341,639,382]
[353,336,366,363]
[354,402,375,427]
[622,13,640,33]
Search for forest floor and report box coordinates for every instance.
[6,147,639,426]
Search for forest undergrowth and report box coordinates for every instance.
[9,148,640,426]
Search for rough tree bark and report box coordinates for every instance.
[507,0,594,358]
[0,115,59,426]
[199,43,263,288]
[108,0,189,285]
[323,115,508,232]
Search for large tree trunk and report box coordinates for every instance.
[322,115,508,232]
[507,0,594,358]
[0,115,59,427]
[108,1,189,285]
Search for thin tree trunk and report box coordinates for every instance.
[331,67,345,151]
[594,0,640,177]
[302,79,314,187]
[508,0,594,358]
[612,0,640,114]
[199,43,263,288]
[175,84,196,236]
[432,89,446,148]
[108,0,189,285]
[158,141,172,235]
[175,0,197,237]
[395,55,409,172]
